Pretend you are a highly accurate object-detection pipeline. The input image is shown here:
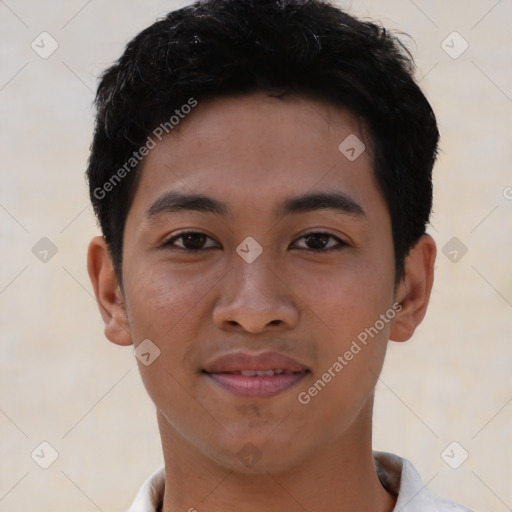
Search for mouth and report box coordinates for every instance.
[202,351,310,397]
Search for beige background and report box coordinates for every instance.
[1,0,511,510]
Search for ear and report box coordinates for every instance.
[87,236,133,346]
[389,234,436,342]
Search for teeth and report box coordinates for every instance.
[239,369,288,376]
[256,370,275,376]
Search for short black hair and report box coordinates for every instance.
[86,0,439,283]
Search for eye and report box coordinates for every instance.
[162,231,347,253]
[292,232,347,251]
[162,231,219,251]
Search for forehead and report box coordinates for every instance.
[127,92,385,224]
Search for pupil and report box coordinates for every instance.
[184,233,205,249]
[306,234,328,249]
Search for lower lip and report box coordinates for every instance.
[205,372,308,397]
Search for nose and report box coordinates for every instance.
[212,254,299,334]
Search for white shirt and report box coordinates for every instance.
[128,451,473,512]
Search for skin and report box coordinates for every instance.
[88,92,436,512]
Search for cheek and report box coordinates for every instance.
[123,260,219,343]
[294,273,392,430]
[294,249,394,415]
[293,255,394,343]
[122,262,215,418]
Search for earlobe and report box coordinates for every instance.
[87,236,133,346]
[389,234,436,342]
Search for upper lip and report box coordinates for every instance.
[203,351,309,373]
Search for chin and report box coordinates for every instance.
[208,431,310,476]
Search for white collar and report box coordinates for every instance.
[128,451,472,512]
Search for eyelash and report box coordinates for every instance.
[161,231,348,253]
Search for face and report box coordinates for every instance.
[99,93,411,474]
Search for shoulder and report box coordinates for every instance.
[128,465,165,512]
[374,451,474,512]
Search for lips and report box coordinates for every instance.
[203,351,309,397]
[203,351,308,373]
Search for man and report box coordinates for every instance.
[86,0,472,510]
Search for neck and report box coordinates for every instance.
[157,399,396,512]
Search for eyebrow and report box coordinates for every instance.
[146,190,366,220]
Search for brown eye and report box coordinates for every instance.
[164,232,218,251]
[293,232,346,251]
[304,233,330,249]
[180,233,208,249]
